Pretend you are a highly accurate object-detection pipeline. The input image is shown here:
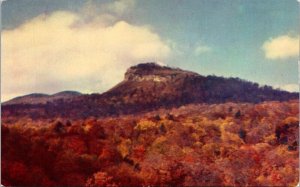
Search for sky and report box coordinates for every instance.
[1,0,299,101]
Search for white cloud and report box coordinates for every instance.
[262,35,299,60]
[194,45,211,56]
[277,84,299,92]
[1,10,171,101]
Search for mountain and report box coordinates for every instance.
[3,91,82,105]
[2,63,298,119]
[103,63,297,106]
[52,91,82,97]
[102,63,205,105]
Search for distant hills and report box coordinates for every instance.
[3,91,82,105]
[2,63,298,119]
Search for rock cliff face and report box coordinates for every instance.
[124,63,198,82]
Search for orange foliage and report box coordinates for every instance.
[86,172,117,187]
[2,100,299,186]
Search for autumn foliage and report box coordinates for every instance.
[2,100,299,186]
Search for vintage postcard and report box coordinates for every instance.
[1,0,299,186]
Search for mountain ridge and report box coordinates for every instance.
[2,63,298,119]
[3,90,82,105]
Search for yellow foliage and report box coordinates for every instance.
[152,136,167,145]
[263,134,276,145]
[151,136,168,154]
[83,124,93,133]
[252,143,271,153]
[202,143,220,157]
[183,118,194,125]
[280,165,293,175]
[117,138,132,158]
[191,133,198,140]
[282,116,298,125]
[255,175,266,184]
[182,147,194,154]
[274,145,290,156]
[193,141,203,148]
[197,117,210,127]
[221,132,244,146]
[134,120,157,131]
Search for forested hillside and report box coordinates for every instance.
[2,100,299,186]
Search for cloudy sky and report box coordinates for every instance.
[1,0,299,101]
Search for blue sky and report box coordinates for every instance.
[1,0,299,101]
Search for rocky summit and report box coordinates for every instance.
[124,63,199,82]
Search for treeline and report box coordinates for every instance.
[201,75,298,103]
